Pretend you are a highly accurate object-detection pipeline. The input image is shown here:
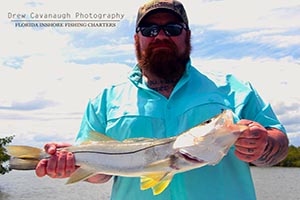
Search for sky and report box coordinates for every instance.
[0,0,299,147]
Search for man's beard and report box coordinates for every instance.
[135,37,191,80]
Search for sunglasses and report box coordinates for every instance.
[136,23,188,37]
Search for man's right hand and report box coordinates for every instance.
[35,143,76,178]
[35,142,112,183]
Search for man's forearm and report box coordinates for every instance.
[85,174,112,184]
[252,128,289,167]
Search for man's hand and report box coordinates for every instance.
[35,143,76,178]
[234,120,268,163]
[35,142,112,183]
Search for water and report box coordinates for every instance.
[0,171,112,200]
[251,167,300,200]
[0,167,299,200]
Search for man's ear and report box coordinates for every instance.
[186,29,191,40]
[134,33,139,43]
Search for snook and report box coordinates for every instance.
[6,110,247,195]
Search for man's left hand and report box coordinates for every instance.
[234,120,268,163]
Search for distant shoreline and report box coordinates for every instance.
[272,145,300,167]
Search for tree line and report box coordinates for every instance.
[0,135,14,174]
[275,145,300,167]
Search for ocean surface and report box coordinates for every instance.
[0,167,299,200]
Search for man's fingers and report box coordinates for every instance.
[35,159,48,177]
[235,145,256,155]
[66,152,76,176]
[44,143,72,155]
[35,143,75,179]
[56,151,67,177]
[46,154,58,178]
[44,143,57,155]
[234,150,255,162]
[235,138,258,148]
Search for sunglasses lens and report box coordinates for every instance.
[138,24,185,37]
[141,25,159,37]
[164,24,183,36]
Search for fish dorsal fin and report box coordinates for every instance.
[123,138,155,143]
[141,173,174,195]
[89,131,116,141]
[80,131,118,145]
[66,165,97,184]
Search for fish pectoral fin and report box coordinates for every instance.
[140,172,174,195]
[141,173,165,190]
[66,165,97,184]
[152,173,174,195]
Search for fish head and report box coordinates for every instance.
[173,110,248,164]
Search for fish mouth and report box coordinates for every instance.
[179,151,205,164]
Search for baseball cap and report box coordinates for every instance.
[136,0,189,28]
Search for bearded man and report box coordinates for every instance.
[36,1,288,199]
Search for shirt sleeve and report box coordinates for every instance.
[241,83,286,134]
[226,74,286,134]
[75,90,108,144]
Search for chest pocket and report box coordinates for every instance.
[175,92,234,134]
[105,100,166,140]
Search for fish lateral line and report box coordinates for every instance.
[71,140,174,155]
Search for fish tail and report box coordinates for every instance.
[5,145,44,170]
[8,157,40,170]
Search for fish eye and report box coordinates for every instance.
[204,119,212,124]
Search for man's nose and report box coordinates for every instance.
[155,29,169,39]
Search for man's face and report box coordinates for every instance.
[135,12,191,80]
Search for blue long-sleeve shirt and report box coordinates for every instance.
[76,61,285,200]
